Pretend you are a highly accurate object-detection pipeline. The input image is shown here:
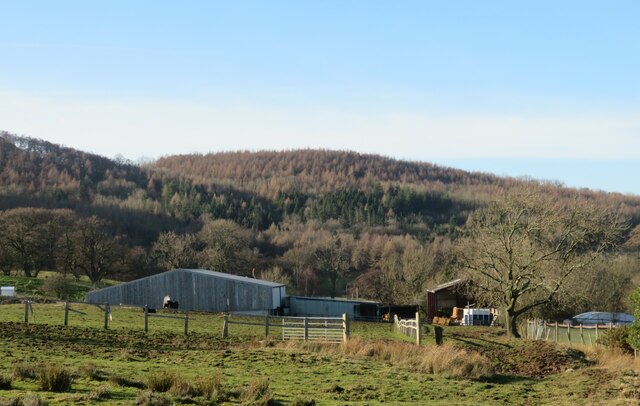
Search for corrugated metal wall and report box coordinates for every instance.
[85,270,277,312]
[289,297,376,318]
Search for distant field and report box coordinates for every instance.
[2,303,640,405]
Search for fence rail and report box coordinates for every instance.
[525,319,616,346]
[223,313,349,343]
[394,312,421,345]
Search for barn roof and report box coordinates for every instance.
[427,278,464,293]
[87,268,285,297]
[179,269,285,287]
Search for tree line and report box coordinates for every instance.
[1,133,640,328]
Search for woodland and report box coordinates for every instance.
[1,131,639,321]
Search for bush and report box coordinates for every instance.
[240,377,275,406]
[42,274,77,300]
[135,390,171,406]
[145,370,177,393]
[597,326,633,353]
[0,374,11,390]
[12,361,37,380]
[38,363,73,392]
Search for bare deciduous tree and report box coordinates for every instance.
[458,190,626,337]
[152,231,198,270]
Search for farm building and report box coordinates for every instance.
[427,279,474,322]
[85,269,286,314]
[286,296,382,320]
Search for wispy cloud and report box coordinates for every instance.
[1,91,638,161]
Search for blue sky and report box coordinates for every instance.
[1,1,639,194]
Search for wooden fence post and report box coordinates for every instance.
[104,303,110,330]
[580,324,584,345]
[595,323,599,342]
[24,301,29,323]
[567,323,571,344]
[342,313,350,342]
[222,314,229,338]
[144,305,149,333]
[415,312,421,346]
[555,321,558,343]
[64,302,69,326]
[184,311,189,336]
[265,315,269,337]
[303,317,309,341]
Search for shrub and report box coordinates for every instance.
[42,274,77,300]
[597,326,633,353]
[135,390,171,406]
[240,377,275,406]
[12,361,37,380]
[0,374,11,390]
[145,371,177,393]
[38,363,73,392]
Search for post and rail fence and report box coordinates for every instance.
[394,312,422,345]
[222,313,350,343]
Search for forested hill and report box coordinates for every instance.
[152,150,512,200]
[151,150,640,225]
[2,132,640,305]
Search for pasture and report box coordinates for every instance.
[0,302,639,405]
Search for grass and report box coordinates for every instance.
[1,303,639,404]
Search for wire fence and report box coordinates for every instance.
[525,319,616,346]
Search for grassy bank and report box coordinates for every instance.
[1,303,639,405]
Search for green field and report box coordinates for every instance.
[1,303,639,405]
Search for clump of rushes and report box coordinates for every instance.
[145,370,177,393]
[12,361,37,380]
[135,390,171,406]
[38,363,73,392]
[0,374,12,390]
[195,371,224,400]
[240,377,275,406]
[168,375,197,398]
[78,362,101,381]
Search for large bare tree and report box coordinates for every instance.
[458,190,626,337]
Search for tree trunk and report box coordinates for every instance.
[330,274,337,298]
[505,307,521,338]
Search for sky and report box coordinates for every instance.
[1,1,639,194]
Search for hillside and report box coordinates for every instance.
[1,132,640,308]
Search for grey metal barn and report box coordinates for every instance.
[85,269,286,313]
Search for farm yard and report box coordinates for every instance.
[1,302,640,405]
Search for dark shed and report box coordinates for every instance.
[85,269,286,313]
